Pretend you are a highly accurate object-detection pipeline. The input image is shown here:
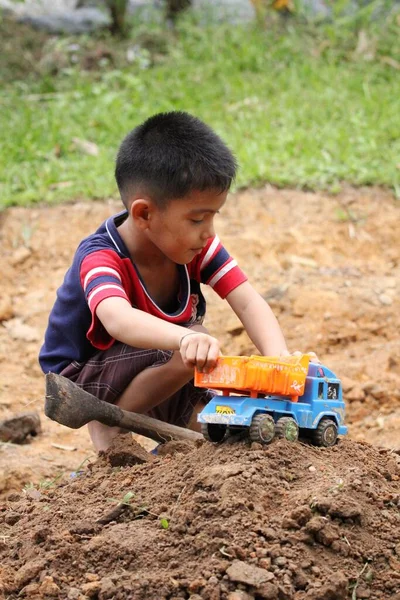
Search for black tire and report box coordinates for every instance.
[275,417,299,442]
[249,414,275,444]
[313,418,338,447]
[201,423,228,443]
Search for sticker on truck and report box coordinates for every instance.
[216,405,236,414]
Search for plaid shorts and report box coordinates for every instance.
[60,342,214,428]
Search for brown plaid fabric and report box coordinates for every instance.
[60,342,213,427]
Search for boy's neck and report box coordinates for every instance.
[117,215,173,269]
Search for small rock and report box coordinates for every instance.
[228,591,255,600]
[20,582,40,595]
[0,412,41,444]
[305,517,327,534]
[308,465,316,472]
[379,293,392,306]
[311,497,332,514]
[188,578,207,593]
[258,558,271,570]
[226,560,275,587]
[317,523,339,547]
[251,442,263,451]
[3,318,40,342]
[255,582,279,599]
[355,586,371,599]
[10,246,32,266]
[39,576,60,596]
[329,499,362,521]
[81,581,101,597]
[288,506,312,525]
[306,571,347,600]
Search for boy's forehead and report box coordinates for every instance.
[180,189,228,212]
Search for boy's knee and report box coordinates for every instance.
[169,349,195,379]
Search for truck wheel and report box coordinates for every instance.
[201,423,228,443]
[313,419,338,447]
[275,417,299,442]
[249,414,275,444]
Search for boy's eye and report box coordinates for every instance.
[190,218,204,224]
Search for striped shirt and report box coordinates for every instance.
[39,211,247,374]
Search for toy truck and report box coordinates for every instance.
[195,354,347,447]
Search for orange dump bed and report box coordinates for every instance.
[195,354,310,400]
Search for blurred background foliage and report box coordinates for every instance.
[0,0,399,207]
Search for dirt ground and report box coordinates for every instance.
[0,186,399,599]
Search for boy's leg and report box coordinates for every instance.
[186,399,207,433]
[88,349,195,451]
[82,324,212,451]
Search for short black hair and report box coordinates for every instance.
[115,111,237,207]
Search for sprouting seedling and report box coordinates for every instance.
[107,491,135,506]
[160,517,169,529]
[103,494,170,529]
[135,504,170,529]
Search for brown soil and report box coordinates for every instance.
[0,186,399,599]
[1,436,400,599]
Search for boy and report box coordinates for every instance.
[39,111,290,452]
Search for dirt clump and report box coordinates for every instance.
[1,436,400,599]
[99,433,155,467]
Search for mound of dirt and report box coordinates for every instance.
[1,435,400,600]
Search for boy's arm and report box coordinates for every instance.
[96,296,219,371]
[225,281,288,356]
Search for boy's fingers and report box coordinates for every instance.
[180,333,220,373]
[194,339,209,372]
[181,335,199,366]
[203,342,220,372]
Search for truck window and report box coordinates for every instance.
[318,382,324,399]
[327,383,339,399]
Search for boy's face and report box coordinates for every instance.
[145,189,227,265]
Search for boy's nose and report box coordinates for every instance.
[202,224,215,240]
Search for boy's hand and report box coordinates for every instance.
[179,332,220,373]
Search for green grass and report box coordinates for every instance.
[1,11,400,207]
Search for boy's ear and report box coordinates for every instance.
[130,199,153,229]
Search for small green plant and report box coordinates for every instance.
[107,490,135,505]
[160,517,169,529]
[23,473,63,492]
[22,456,92,494]
[106,491,170,528]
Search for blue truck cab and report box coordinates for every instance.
[198,362,348,447]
